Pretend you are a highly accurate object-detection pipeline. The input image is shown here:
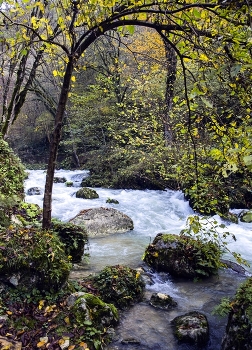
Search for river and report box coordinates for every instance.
[25,169,252,350]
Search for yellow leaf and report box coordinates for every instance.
[68,346,75,350]
[71,75,76,82]
[64,316,70,325]
[199,53,208,61]
[37,341,46,348]
[6,311,12,315]
[53,70,58,77]
[44,304,56,313]
[38,300,45,310]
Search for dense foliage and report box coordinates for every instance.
[0,137,26,228]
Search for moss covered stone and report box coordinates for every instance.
[51,221,88,263]
[76,187,99,199]
[0,227,72,291]
[143,233,220,278]
[239,210,252,223]
[82,265,145,309]
[171,311,209,345]
[70,292,119,327]
[149,292,177,310]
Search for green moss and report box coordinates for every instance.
[86,265,145,309]
[144,233,221,278]
[51,221,88,263]
[0,227,72,291]
[76,187,99,199]
[0,137,26,228]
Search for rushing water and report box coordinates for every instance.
[25,169,252,350]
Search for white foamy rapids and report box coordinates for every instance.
[25,169,252,273]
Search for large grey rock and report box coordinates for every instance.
[69,207,134,237]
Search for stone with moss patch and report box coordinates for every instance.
[143,233,221,278]
[76,187,99,199]
[82,265,145,309]
[149,292,177,310]
[239,210,252,223]
[53,176,67,183]
[171,311,209,345]
[0,227,72,291]
[69,292,118,329]
[51,221,88,263]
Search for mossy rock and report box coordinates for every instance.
[239,210,252,223]
[106,198,119,204]
[76,187,99,199]
[82,265,145,309]
[221,277,252,349]
[51,221,88,263]
[14,202,42,225]
[53,176,67,183]
[171,311,209,345]
[70,292,119,328]
[143,233,221,278]
[150,292,177,310]
[0,227,72,291]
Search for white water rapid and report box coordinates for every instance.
[24,169,252,350]
[25,169,252,273]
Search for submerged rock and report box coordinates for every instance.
[69,207,134,237]
[221,277,252,350]
[171,311,209,345]
[149,292,177,310]
[27,187,42,195]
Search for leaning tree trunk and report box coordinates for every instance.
[42,58,74,229]
[163,39,177,144]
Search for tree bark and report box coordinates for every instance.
[42,58,74,229]
[163,39,177,144]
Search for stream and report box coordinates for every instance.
[25,169,252,350]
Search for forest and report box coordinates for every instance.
[0,0,252,349]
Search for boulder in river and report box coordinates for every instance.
[149,292,177,310]
[143,233,220,278]
[239,209,252,223]
[69,207,134,237]
[27,187,42,195]
[171,311,209,345]
[76,187,99,199]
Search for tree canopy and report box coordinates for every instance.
[1,0,252,227]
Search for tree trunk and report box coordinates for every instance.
[42,58,74,229]
[163,39,177,144]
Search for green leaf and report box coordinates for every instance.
[200,97,213,108]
